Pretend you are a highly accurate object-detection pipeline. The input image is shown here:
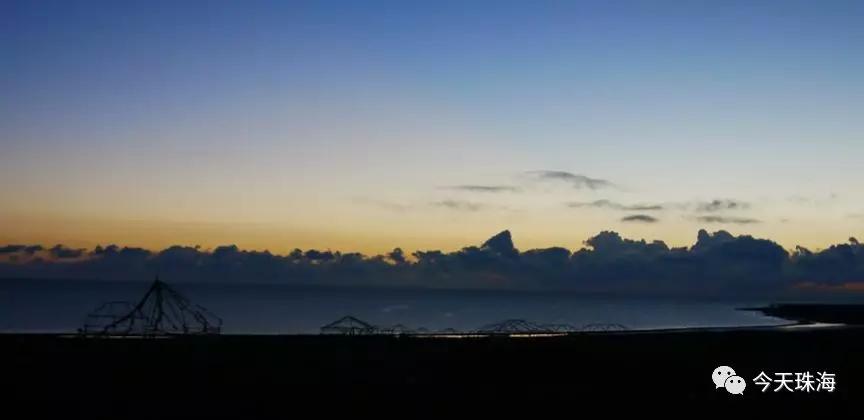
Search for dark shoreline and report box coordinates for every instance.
[743,303,864,325]
[6,325,863,414]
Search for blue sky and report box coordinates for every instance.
[2,0,863,253]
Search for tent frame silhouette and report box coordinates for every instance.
[320,315,377,335]
[80,276,222,337]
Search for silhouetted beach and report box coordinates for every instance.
[747,303,864,325]
[6,324,862,415]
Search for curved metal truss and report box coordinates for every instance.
[318,317,629,336]
[80,277,222,337]
[474,319,558,335]
[320,315,377,335]
[539,323,580,333]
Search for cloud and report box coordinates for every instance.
[0,245,25,254]
[582,231,669,257]
[621,214,659,223]
[695,199,750,212]
[568,200,663,211]
[481,230,518,259]
[0,245,43,255]
[526,170,613,190]
[790,239,864,285]
[386,248,407,264]
[431,200,486,212]
[49,245,85,259]
[443,185,521,193]
[3,229,863,297]
[696,216,760,224]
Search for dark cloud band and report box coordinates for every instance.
[443,185,521,193]
[695,199,750,212]
[569,200,663,211]
[526,171,613,190]
[431,200,485,212]
[696,216,760,224]
[621,214,659,223]
[2,231,862,296]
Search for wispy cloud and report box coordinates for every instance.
[694,199,750,212]
[696,216,760,224]
[621,214,659,223]
[442,185,521,193]
[431,200,486,212]
[526,170,614,190]
[568,199,663,211]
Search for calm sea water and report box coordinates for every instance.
[0,279,787,334]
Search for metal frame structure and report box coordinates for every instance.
[474,319,558,335]
[540,323,580,333]
[318,317,628,337]
[319,315,377,335]
[80,276,222,337]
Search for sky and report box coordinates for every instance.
[2,0,863,255]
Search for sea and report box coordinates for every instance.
[0,278,789,334]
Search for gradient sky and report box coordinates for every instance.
[2,0,863,254]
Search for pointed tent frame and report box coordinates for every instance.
[81,277,222,337]
[319,315,377,335]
